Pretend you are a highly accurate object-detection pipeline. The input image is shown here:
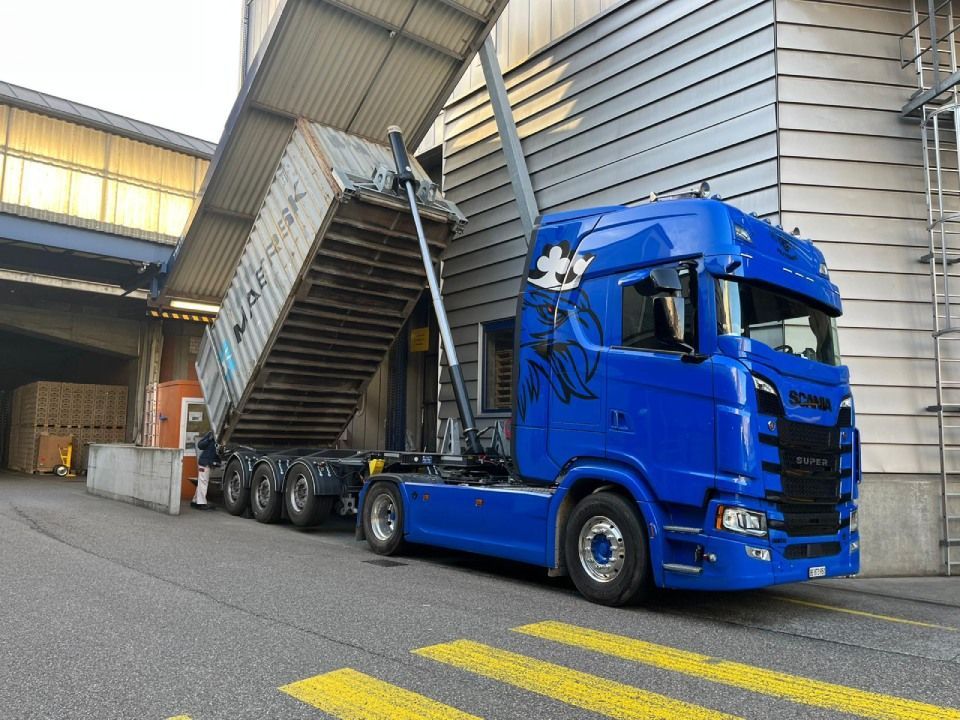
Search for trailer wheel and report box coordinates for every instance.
[285,469,334,527]
[221,458,249,516]
[362,482,405,555]
[250,465,282,523]
[565,491,651,606]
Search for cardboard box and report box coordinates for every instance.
[35,434,72,473]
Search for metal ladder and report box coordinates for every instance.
[901,0,960,575]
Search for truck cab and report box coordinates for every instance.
[360,195,859,606]
[513,197,859,593]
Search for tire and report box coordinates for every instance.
[564,491,651,606]
[221,458,249,516]
[284,465,334,527]
[250,464,282,523]
[362,481,405,555]
[53,465,69,477]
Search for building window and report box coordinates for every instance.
[481,319,514,413]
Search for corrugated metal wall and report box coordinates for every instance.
[452,0,625,98]
[439,0,779,429]
[417,0,624,153]
[0,104,207,243]
[244,0,283,73]
[773,0,937,478]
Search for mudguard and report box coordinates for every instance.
[226,451,257,488]
[549,458,668,587]
[252,457,284,492]
[284,459,343,497]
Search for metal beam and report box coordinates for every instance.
[317,0,467,61]
[0,268,148,298]
[902,68,960,116]
[0,241,142,286]
[478,36,539,245]
[0,212,174,265]
[203,205,258,224]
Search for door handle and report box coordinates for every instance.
[610,410,628,430]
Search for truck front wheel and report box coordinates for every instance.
[250,465,282,523]
[362,482,405,555]
[565,492,651,606]
[221,458,249,516]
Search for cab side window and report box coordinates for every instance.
[621,267,697,352]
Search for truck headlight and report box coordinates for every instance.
[839,395,853,425]
[716,505,768,537]
[752,374,783,416]
[849,509,858,534]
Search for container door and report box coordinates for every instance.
[605,263,715,507]
[196,329,231,437]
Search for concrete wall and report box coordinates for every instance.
[858,476,943,576]
[86,445,182,515]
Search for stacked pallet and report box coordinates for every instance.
[6,382,127,473]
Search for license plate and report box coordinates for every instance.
[808,565,827,578]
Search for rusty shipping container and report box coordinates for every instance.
[196,120,464,446]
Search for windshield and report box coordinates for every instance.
[716,278,841,366]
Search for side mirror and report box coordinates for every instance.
[620,266,682,296]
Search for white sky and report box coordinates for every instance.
[1,0,241,143]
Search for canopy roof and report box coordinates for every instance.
[161,0,507,304]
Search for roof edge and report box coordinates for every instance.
[0,79,217,159]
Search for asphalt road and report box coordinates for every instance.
[1,472,959,720]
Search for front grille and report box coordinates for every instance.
[784,542,841,560]
[771,419,843,502]
[778,420,838,449]
[770,508,842,537]
[780,475,840,502]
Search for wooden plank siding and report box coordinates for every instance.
[774,0,945,477]
[439,0,779,430]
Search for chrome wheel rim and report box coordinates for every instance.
[578,515,625,583]
[370,492,397,542]
[255,477,271,510]
[226,471,242,504]
[291,474,309,513]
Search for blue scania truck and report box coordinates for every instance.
[200,127,859,607]
[353,130,860,606]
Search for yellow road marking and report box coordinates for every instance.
[415,639,740,720]
[279,667,480,720]
[770,595,959,632]
[165,716,191,719]
[516,621,960,720]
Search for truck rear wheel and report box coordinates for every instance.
[362,482,405,555]
[221,458,249,516]
[285,469,333,527]
[250,465,282,523]
[565,491,651,606]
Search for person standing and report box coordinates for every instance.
[192,430,219,511]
